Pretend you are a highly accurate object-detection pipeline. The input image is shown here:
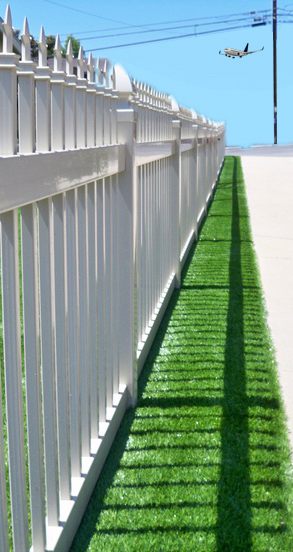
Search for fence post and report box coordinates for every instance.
[171,97,181,288]
[113,65,137,407]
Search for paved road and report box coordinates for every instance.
[226,147,293,452]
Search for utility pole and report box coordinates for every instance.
[273,0,277,144]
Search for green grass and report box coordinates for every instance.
[71,156,293,551]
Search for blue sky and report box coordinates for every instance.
[2,0,293,147]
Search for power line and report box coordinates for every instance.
[78,15,270,42]
[59,9,272,37]
[85,22,262,53]
[41,0,131,26]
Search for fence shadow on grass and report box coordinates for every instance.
[215,156,251,550]
[70,292,182,552]
[71,159,290,551]
[69,193,207,552]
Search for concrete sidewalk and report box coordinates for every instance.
[226,147,293,451]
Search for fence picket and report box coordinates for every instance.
[111,176,119,396]
[96,179,106,425]
[0,5,17,156]
[104,177,113,412]
[52,193,71,500]
[38,198,60,527]
[95,91,104,145]
[1,210,29,552]
[64,40,77,150]
[21,204,46,551]
[137,168,142,345]
[66,189,81,477]
[87,183,99,439]
[86,54,96,147]
[0,364,9,552]
[77,185,91,458]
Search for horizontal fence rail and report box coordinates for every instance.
[0,4,225,551]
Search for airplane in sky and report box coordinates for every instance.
[219,43,264,58]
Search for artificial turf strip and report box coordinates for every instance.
[71,156,293,551]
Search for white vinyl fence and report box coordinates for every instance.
[0,5,225,551]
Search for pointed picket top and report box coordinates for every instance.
[133,78,138,93]
[158,92,162,108]
[87,52,94,83]
[148,86,153,105]
[67,39,73,58]
[98,59,106,85]
[143,83,148,103]
[77,46,85,79]
[148,87,152,106]
[66,39,73,75]
[54,34,62,72]
[38,26,47,67]
[138,82,143,100]
[131,78,138,98]
[78,45,84,60]
[21,17,32,62]
[5,3,12,26]
[2,4,13,53]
